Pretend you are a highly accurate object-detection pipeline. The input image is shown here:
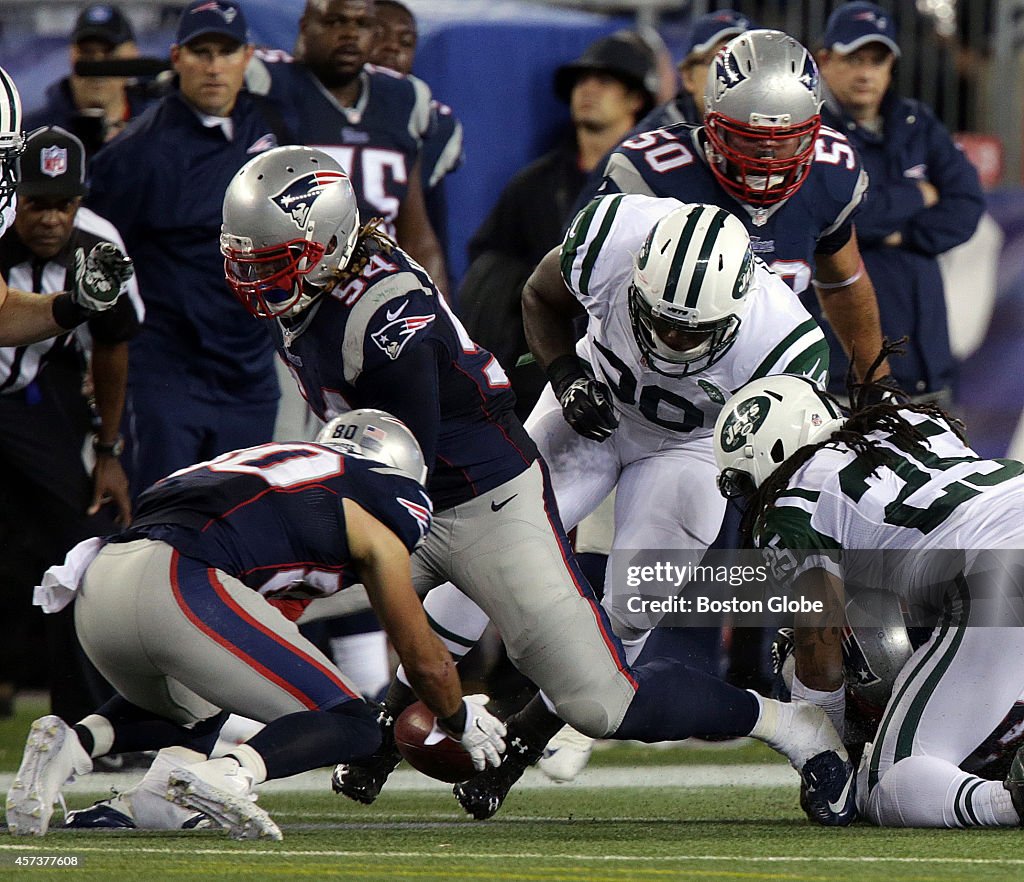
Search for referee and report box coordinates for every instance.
[0,126,142,724]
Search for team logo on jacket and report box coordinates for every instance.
[370,305,436,360]
[271,171,347,229]
[40,146,68,178]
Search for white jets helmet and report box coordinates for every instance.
[221,145,360,318]
[316,409,428,486]
[628,202,755,377]
[0,66,25,215]
[714,374,845,497]
[704,29,822,206]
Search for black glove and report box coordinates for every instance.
[546,355,618,442]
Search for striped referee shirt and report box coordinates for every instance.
[0,206,144,395]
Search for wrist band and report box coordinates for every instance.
[51,292,91,329]
[812,261,865,291]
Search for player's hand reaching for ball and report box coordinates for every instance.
[438,694,507,770]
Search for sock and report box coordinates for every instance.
[242,702,380,781]
[869,755,1022,827]
[225,743,268,785]
[75,713,113,757]
[87,695,203,756]
[383,678,417,717]
[614,657,759,742]
[621,632,650,666]
[505,694,567,755]
[328,630,391,699]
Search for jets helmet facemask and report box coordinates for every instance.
[704,30,822,206]
[714,374,845,498]
[317,409,428,486]
[0,66,25,217]
[221,145,360,319]
[628,202,755,377]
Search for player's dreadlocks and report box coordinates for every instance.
[738,340,967,545]
[324,218,397,290]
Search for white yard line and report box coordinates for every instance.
[0,763,799,795]
[0,844,1021,867]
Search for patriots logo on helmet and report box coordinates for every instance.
[712,47,749,99]
[271,170,347,229]
[842,627,882,687]
[371,312,436,360]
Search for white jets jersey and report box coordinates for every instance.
[757,410,1024,601]
[560,193,828,440]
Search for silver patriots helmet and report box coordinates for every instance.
[221,145,360,319]
[316,409,428,486]
[704,29,822,206]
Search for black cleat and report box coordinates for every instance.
[453,735,542,820]
[331,704,401,805]
[1003,744,1024,825]
[800,749,857,827]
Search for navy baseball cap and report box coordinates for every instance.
[17,127,87,200]
[683,10,754,62]
[71,5,135,47]
[175,0,249,47]
[823,2,901,58]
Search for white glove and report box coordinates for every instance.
[444,694,507,771]
[71,243,134,312]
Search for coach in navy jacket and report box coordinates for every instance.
[816,2,984,401]
[87,0,282,497]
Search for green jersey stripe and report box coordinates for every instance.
[578,196,624,296]
[749,319,821,380]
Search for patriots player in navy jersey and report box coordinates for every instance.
[8,410,506,839]
[219,144,860,828]
[259,0,448,294]
[597,29,896,391]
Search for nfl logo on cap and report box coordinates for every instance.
[40,146,69,179]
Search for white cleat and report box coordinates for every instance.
[6,715,92,836]
[537,726,594,783]
[166,758,281,841]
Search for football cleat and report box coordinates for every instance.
[331,704,401,805]
[166,758,280,841]
[799,750,857,827]
[1003,744,1024,824]
[537,726,594,783]
[6,715,93,836]
[453,734,542,820]
[64,796,136,829]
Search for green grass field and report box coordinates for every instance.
[1,698,1021,882]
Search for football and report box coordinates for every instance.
[394,701,476,783]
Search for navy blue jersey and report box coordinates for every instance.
[598,123,868,297]
[263,60,432,238]
[121,443,432,600]
[276,238,537,511]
